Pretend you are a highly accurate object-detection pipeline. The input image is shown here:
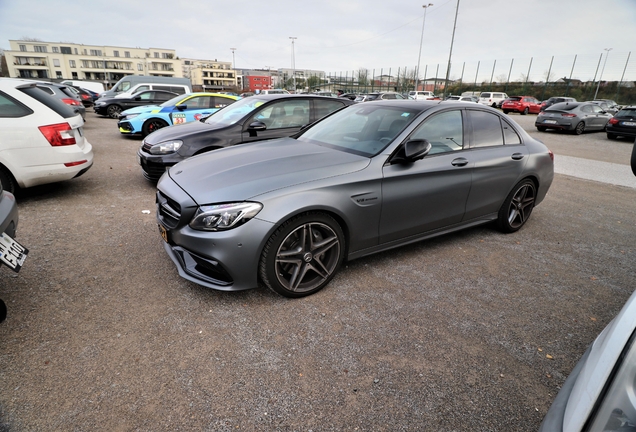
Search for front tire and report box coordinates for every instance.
[496,179,537,233]
[142,118,169,137]
[259,213,345,298]
[522,107,529,115]
[106,104,122,119]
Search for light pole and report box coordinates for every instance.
[594,48,612,100]
[415,4,433,93]
[230,48,236,69]
[289,37,297,92]
[443,0,460,98]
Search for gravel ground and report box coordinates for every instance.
[0,110,634,431]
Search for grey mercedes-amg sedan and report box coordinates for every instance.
[155,100,554,298]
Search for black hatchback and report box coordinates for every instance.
[606,106,636,140]
[137,94,354,181]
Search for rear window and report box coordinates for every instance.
[617,108,636,117]
[0,91,33,118]
[508,97,522,101]
[480,93,491,98]
[19,86,76,118]
[547,103,577,111]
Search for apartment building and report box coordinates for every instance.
[181,58,237,91]
[4,40,182,87]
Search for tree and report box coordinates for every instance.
[357,68,369,86]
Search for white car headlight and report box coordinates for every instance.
[149,140,183,155]
[189,202,263,231]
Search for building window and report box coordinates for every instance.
[138,64,143,71]
[19,45,26,52]
[90,49,102,56]
[34,45,47,53]
[113,50,119,57]
[72,72,78,79]
[69,60,76,68]
[56,71,62,79]
[124,51,130,58]
[52,47,59,53]
[53,59,60,67]
[74,48,78,55]
[61,46,72,54]
[154,52,159,58]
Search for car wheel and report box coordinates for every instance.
[0,166,17,195]
[503,110,509,114]
[522,107,529,115]
[496,179,536,233]
[607,133,617,140]
[574,121,585,135]
[259,212,345,298]
[537,127,547,132]
[106,104,122,119]
[491,103,497,108]
[631,139,636,177]
[142,118,169,137]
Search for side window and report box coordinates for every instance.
[211,97,233,109]
[469,111,504,148]
[154,85,172,92]
[580,105,593,113]
[591,105,603,113]
[156,92,175,102]
[411,110,464,155]
[138,92,154,100]
[253,100,310,129]
[314,99,345,120]
[0,92,33,117]
[135,85,150,93]
[36,86,54,95]
[502,119,521,145]
[185,96,207,108]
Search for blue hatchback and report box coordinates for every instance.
[117,93,239,137]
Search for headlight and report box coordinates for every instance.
[189,202,263,231]
[149,140,183,155]
[122,113,138,120]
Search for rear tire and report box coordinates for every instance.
[503,110,509,114]
[496,179,536,233]
[607,133,617,140]
[537,127,547,132]
[522,107,529,115]
[574,121,585,135]
[0,166,17,195]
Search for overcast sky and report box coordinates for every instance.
[1,0,635,83]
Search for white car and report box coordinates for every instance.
[540,288,636,431]
[408,90,436,100]
[0,78,93,193]
[478,92,508,107]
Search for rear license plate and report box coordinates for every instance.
[621,121,636,126]
[158,224,169,243]
[0,232,28,272]
[544,120,557,124]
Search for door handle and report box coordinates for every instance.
[451,157,468,167]
[511,153,525,160]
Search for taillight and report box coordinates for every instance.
[64,160,87,167]
[548,150,554,161]
[561,113,577,118]
[609,118,619,125]
[38,123,77,146]
[62,98,82,106]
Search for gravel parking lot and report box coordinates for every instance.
[1,109,635,431]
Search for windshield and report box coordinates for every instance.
[297,104,421,157]
[204,97,269,126]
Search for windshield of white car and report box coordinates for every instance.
[297,105,421,157]
[203,97,269,126]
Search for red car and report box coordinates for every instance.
[502,96,541,115]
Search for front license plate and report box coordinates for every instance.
[158,224,169,243]
[621,121,636,126]
[544,120,557,124]
[0,232,28,272]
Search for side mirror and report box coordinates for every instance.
[248,121,267,131]
[391,139,431,164]
[176,104,187,111]
[134,96,141,101]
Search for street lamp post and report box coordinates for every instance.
[594,48,612,100]
[289,37,297,92]
[230,48,236,69]
[415,4,433,93]
[443,0,461,98]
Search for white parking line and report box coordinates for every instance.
[555,155,636,189]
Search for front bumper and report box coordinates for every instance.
[155,178,275,292]
[117,120,137,134]
[137,148,183,182]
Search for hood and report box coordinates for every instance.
[168,138,370,204]
[144,119,226,144]
[121,105,161,116]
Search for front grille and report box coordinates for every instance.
[118,121,133,132]
[156,191,181,228]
